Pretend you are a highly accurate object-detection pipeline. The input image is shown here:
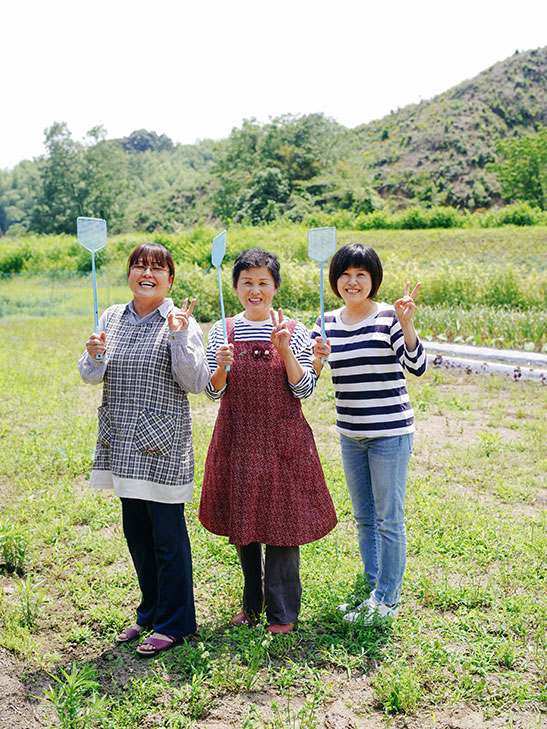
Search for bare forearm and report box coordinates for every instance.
[279,348,305,385]
[211,367,228,391]
[401,321,418,351]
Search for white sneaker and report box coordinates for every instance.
[342,598,399,625]
[338,595,374,614]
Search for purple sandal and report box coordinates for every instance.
[116,624,146,644]
[136,634,179,657]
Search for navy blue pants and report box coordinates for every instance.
[121,499,196,638]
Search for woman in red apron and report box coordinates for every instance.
[199,248,337,634]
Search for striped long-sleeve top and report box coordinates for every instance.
[311,303,427,437]
[205,313,316,400]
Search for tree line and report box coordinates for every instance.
[0,116,545,237]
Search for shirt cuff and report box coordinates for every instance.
[168,329,188,344]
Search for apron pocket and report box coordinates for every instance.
[276,417,301,461]
[97,406,112,447]
[134,410,176,457]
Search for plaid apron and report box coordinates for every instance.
[92,305,193,488]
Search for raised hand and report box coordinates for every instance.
[86,331,106,360]
[168,298,196,331]
[270,308,291,354]
[394,282,421,324]
[215,343,234,370]
[313,336,331,361]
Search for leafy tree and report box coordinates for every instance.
[30,122,85,234]
[236,167,290,223]
[80,126,130,231]
[491,127,547,209]
[122,129,175,153]
[212,113,349,223]
[31,123,132,235]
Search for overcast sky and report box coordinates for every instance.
[2,0,545,170]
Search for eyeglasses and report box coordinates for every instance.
[131,264,169,275]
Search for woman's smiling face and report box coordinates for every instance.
[128,258,173,305]
[337,267,373,305]
[235,266,278,321]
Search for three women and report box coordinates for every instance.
[80,239,424,647]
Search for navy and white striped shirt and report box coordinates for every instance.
[206,313,316,400]
[311,304,427,437]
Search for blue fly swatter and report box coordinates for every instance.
[308,226,336,363]
[77,217,107,360]
[211,230,230,372]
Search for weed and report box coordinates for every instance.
[373,659,422,714]
[43,662,106,729]
[0,520,28,574]
[14,576,47,628]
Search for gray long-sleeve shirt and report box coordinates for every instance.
[78,298,210,395]
[78,298,210,503]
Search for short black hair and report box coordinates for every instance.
[128,243,175,282]
[232,248,281,288]
[329,243,383,299]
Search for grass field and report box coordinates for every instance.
[2,225,547,352]
[0,317,546,729]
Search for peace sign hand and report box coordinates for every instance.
[394,282,421,324]
[270,308,291,354]
[168,298,196,331]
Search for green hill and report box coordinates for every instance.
[354,46,547,209]
[0,47,545,235]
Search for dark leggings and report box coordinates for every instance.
[236,543,302,624]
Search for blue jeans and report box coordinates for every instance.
[339,433,413,605]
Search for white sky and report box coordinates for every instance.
[2,0,546,170]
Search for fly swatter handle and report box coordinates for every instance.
[91,252,103,361]
[320,265,328,365]
[218,269,230,372]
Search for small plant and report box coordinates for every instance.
[0,520,28,574]
[173,671,210,721]
[43,662,106,729]
[14,576,47,628]
[373,660,422,714]
[477,431,503,457]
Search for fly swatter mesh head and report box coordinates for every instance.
[211,230,227,267]
[77,217,107,252]
[308,226,336,262]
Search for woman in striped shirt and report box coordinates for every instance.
[199,248,337,634]
[312,243,426,625]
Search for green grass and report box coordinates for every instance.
[1,316,546,727]
[2,225,547,351]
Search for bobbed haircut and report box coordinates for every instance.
[232,248,281,288]
[127,243,175,282]
[329,243,383,299]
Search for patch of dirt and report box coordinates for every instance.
[0,650,53,728]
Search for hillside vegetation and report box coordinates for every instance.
[355,46,547,209]
[0,48,545,236]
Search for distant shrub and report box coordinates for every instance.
[426,206,465,228]
[397,207,431,230]
[0,242,34,273]
[355,210,395,230]
[496,202,541,226]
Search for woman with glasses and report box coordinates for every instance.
[78,242,209,656]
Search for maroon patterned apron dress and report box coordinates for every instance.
[199,318,337,546]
